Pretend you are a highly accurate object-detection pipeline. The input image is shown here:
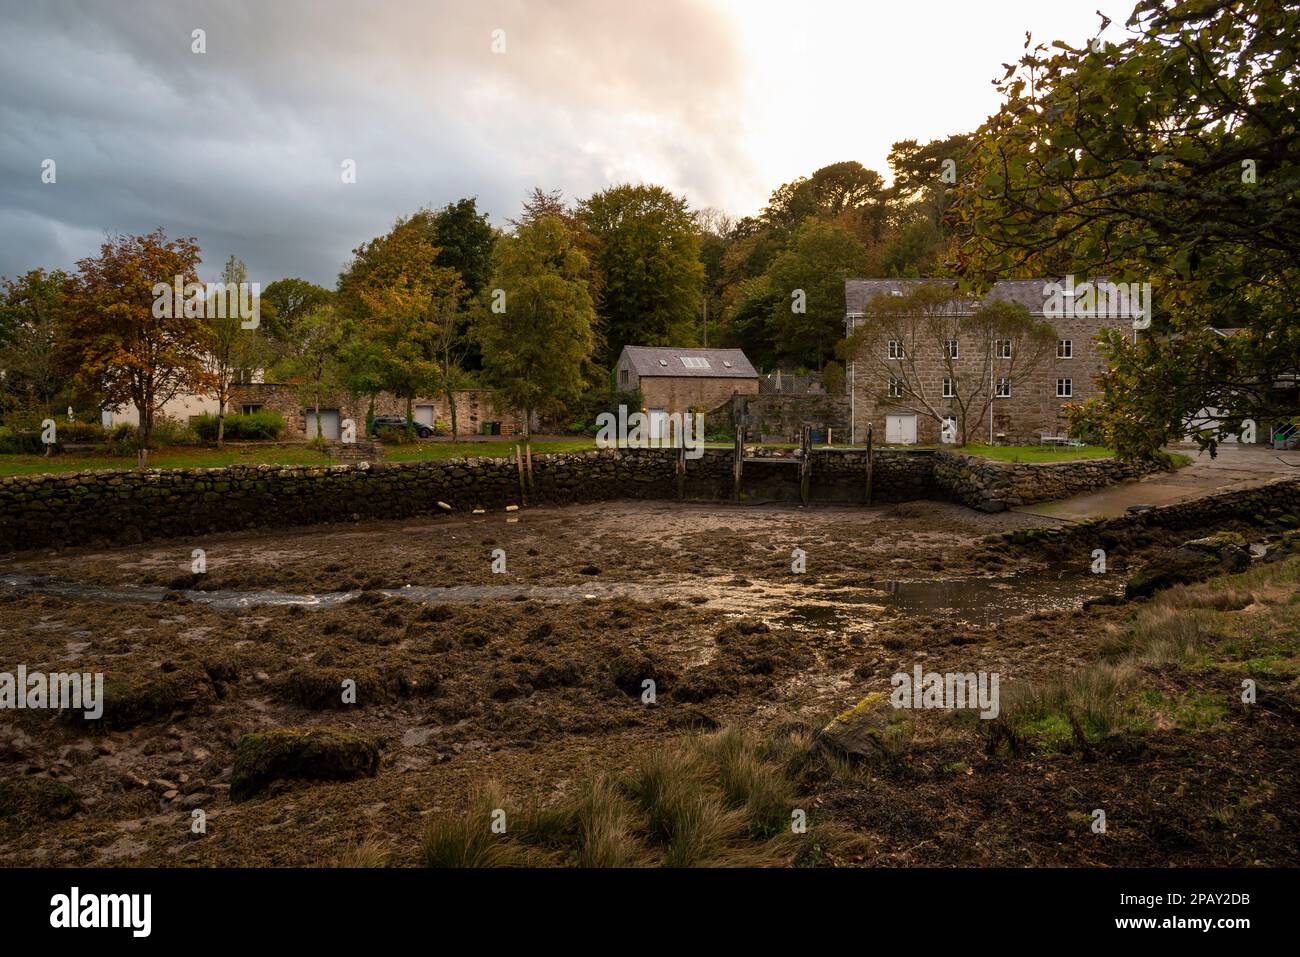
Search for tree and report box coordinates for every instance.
[204,255,265,446]
[578,184,703,363]
[952,0,1300,458]
[261,278,332,347]
[763,161,887,235]
[62,229,213,453]
[840,284,1056,446]
[0,269,70,415]
[432,198,496,297]
[477,215,597,441]
[339,213,462,440]
[279,303,348,442]
[763,220,868,370]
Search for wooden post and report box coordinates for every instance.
[799,425,812,505]
[525,441,534,494]
[676,437,687,500]
[865,423,874,506]
[514,444,526,506]
[733,427,745,501]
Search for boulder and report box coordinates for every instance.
[1126,531,1251,598]
[815,692,893,761]
[230,728,381,800]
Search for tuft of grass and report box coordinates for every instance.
[998,662,1137,747]
[420,781,536,867]
[624,746,744,867]
[334,834,391,867]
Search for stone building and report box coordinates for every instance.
[844,278,1137,446]
[615,346,759,432]
[228,383,523,440]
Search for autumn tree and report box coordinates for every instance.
[62,230,213,453]
[477,215,597,442]
[341,214,464,439]
[840,284,1056,446]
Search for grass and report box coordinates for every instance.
[0,438,600,476]
[960,443,1116,463]
[993,555,1300,753]
[415,727,855,868]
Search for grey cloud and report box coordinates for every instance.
[0,0,755,285]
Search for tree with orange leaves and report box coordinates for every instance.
[62,229,214,456]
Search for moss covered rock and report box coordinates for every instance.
[0,777,81,825]
[230,728,381,801]
[1126,532,1251,599]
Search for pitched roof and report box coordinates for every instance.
[619,345,758,379]
[844,278,1121,317]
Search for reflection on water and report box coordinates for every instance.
[0,568,1121,625]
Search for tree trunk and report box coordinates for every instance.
[217,400,226,448]
[447,385,459,440]
[314,398,322,443]
[405,396,414,441]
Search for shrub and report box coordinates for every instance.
[0,429,46,454]
[98,416,199,452]
[193,410,285,441]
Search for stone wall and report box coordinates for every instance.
[932,451,1163,513]
[730,393,851,443]
[0,446,1172,553]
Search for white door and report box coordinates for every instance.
[305,409,341,440]
[414,405,435,427]
[648,409,668,441]
[885,414,917,445]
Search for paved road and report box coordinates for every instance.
[1018,444,1300,522]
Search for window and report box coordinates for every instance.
[680,356,710,369]
[888,377,904,398]
[620,368,628,386]
[943,378,955,398]
[995,339,1012,359]
[658,358,669,367]
[241,404,263,415]
[995,377,1011,398]
[888,340,906,359]
[722,360,733,368]
[1057,378,1072,397]
[1057,339,1073,359]
[944,339,959,360]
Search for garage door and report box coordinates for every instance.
[885,414,918,445]
[304,409,341,440]
[414,405,435,427]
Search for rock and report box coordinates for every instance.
[0,777,81,824]
[230,728,381,801]
[1126,531,1251,598]
[815,692,893,762]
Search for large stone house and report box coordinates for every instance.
[844,279,1136,446]
[616,345,759,421]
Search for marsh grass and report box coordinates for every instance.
[418,728,853,867]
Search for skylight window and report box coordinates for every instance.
[680,356,710,369]
[658,359,669,367]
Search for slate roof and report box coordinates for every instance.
[845,278,1103,316]
[620,346,758,379]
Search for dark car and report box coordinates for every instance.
[370,415,434,439]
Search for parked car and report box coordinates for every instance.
[370,416,434,439]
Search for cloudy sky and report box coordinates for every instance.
[0,0,1117,287]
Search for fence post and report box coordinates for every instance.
[799,425,812,504]
[865,423,874,506]
[733,427,745,501]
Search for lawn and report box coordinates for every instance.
[958,443,1115,463]
[0,439,601,477]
